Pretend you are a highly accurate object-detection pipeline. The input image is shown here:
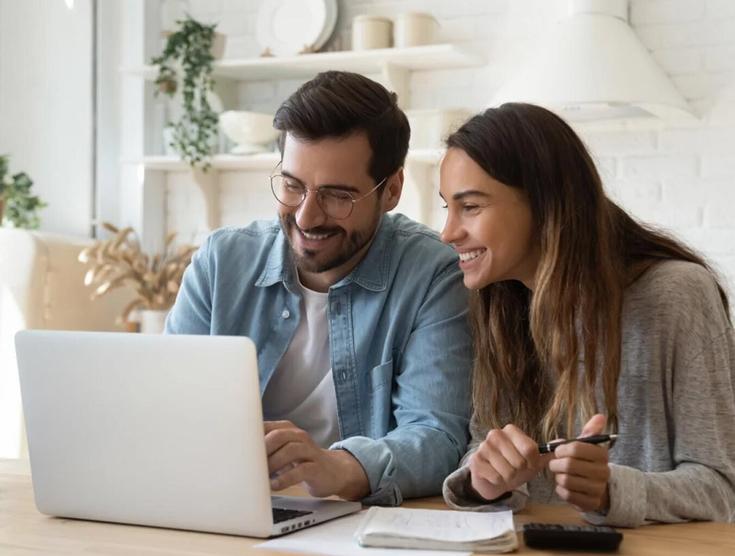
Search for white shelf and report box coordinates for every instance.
[122,44,485,81]
[130,149,443,172]
[406,148,443,165]
[129,149,442,233]
[131,153,280,171]
[121,40,471,248]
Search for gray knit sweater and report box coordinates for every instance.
[443,260,735,527]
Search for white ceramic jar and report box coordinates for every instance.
[393,12,438,48]
[352,15,392,50]
[139,309,170,334]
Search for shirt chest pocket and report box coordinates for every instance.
[367,359,394,437]
[369,359,394,392]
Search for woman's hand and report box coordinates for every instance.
[547,414,611,512]
[467,424,552,502]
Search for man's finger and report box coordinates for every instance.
[264,420,296,434]
[267,440,315,475]
[270,461,316,491]
[265,427,309,456]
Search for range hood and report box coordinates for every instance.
[709,79,735,123]
[491,0,696,122]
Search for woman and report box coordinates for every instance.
[440,103,735,527]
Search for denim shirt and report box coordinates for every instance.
[165,213,472,505]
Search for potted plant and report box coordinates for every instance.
[151,15,224,170]
[0,155,46,229]
[78,222,197,333]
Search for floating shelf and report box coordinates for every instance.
[131,153,280,171]
[122,44,485,82]
[129,149,444,172]
[128,149,443,234]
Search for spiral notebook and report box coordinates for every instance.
[354,507,518,553]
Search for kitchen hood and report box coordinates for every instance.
[709,79,735,123]
[490,0,696,122]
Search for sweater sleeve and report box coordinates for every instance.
[586,269,735,527]
[442,413,530,512]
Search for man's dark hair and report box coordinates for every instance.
[273,71,410,184]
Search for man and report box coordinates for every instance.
[166,71,471,506]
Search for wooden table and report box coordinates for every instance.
[1,459,733,555]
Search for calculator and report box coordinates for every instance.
[523,522,623,551]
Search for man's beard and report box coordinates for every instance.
[279,212,381,274]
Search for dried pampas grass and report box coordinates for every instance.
[78,222,196,323]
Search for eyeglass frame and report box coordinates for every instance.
[269,166,389,220]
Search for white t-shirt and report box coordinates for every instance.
[261,280,340,448]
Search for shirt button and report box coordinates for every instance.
[281,309,290,319]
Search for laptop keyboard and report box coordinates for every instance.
[272,507,314,523]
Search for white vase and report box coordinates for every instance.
[352,15,392,50]
[140,309,169,334]
[162,126,177,155]
[393,13,438,48]
[168,89,223,124]
[166,89,223,155]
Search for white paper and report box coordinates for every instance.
[256,511,471,556]
[361,507,515,543]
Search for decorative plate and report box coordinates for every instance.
[256,0,338,57]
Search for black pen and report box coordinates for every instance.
[538,434,618,454]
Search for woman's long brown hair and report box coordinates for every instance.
[448,103,731,441]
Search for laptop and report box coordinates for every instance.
[15,330,361,537]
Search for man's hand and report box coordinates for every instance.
[468,424,553,502]
[264,420,369,500]
[547,414,611,513]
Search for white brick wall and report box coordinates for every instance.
[630,0,705,25]
[164,0,735,292]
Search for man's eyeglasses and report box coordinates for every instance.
[270,173,387,220]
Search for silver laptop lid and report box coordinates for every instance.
[16,330,274,537]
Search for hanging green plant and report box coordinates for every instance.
[151,15,220,170]
[0,154,47,229]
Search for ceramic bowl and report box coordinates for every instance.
[219,110,279,154]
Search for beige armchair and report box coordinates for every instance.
[0,229,131,458]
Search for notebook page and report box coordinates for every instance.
[361,507,514,543]
[258,511,471,556]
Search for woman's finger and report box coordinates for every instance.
[554,472,607,498]
[554,441,608,464]
[579,413,607,438]
[554,484,601,512]
[548,456,609,481]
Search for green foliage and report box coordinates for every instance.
[0,155,47,229]
[151,15,219,170]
